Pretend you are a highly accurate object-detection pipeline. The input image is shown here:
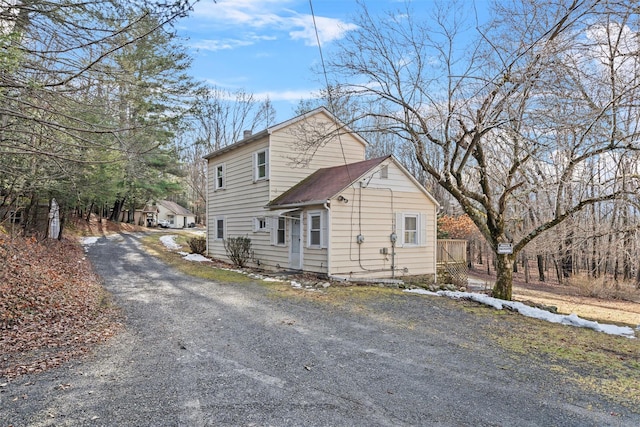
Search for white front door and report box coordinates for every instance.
[289,214,302,270]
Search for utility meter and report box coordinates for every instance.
[390,233,397,243]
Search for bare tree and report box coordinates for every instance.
[180,86,276,224]
[320,0,640,299]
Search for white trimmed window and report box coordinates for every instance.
[404,215,417,245]
[214,163,225,190]
[253,149,269,181]
[215,216,226,240]
[253,217,268,232]
[307,210,327,249]
[270,216,286,246]
[396,212,427,247]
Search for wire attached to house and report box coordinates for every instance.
[308,0,352,182]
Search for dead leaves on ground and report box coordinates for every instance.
[0,234,122,380]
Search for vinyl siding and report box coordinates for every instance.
[206,110,367,271]
[328,163,437,279]
[206,137,274,264]
[269,113,366,199]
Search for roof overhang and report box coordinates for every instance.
[266,200,330,211]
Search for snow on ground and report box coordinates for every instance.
[182,253,211,262]
[405,288,636,338]
[159,235,182,250]
[81,237,99,246]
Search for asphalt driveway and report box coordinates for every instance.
[1,233,638,426]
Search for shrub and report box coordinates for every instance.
[223,236,252,268]
[188,236,207,254]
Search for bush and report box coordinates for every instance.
[223,236,252,268]
[188,236,206,254]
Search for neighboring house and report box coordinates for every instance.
[156,200,196,229]
[205,107,439,281]
[130,204,159,227]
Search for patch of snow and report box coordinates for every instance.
[160,235,181,250]
[405,289,636,338]
[262,277,286,282]
[183,253,211,262]
[81,237,99,246]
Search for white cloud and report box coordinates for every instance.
[254,88,320,102]
[191,34,277,52]
[289,15,358,46]
[190,0,357,47]
[191,38,254,52]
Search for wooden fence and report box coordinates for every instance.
[437,239,468,287]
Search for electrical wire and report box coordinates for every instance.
[308,0,352,182]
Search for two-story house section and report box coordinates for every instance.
[204,107,439,281]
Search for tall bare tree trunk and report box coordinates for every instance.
[492,254,514,300]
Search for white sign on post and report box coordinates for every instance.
[497,243,513,254]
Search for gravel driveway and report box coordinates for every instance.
[1,232,638,426]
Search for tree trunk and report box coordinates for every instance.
[537,254,545,282]
[86,201,94,222]
[492,253,514,300]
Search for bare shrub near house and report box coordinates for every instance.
[188,237,207,255]
[223,237,252,268]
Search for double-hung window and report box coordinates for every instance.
[254,149,269,181]
[307,210,327,249]
[214,163,225,190]
[404,215,418,245]
[396,212,426,247]
[270,216,287,246]
[215,217,225,240]
[276,217,286,245]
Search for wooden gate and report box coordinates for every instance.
[437,239,468,287]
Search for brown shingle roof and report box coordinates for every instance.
[268,156,390,208]
[157,200,194,216]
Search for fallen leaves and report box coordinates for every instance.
[0,234,122,380]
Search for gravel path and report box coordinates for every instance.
[1,232,638,426]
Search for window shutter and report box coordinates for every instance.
[252,152,257,181]
[270,216,277,245]
[395,212,403,247]
[306,212,311,248]
[264,149,269,179]
[321,210,328,249]
[252,217,258,232]
[419,213,427,247]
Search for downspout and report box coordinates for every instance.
[324,201,331,277]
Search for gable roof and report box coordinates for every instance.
[157,200,194,216]
[268,156,390,208]
[203,107,368,161]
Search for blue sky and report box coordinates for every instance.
[175,0,489,122]
[174,0,399,121]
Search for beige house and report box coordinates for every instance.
[204,107,439,280]
[156,200,196,228]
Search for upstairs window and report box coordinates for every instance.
[254,149,269,181]
[215,163,225,190]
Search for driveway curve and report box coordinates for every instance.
[1,232,638,426]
